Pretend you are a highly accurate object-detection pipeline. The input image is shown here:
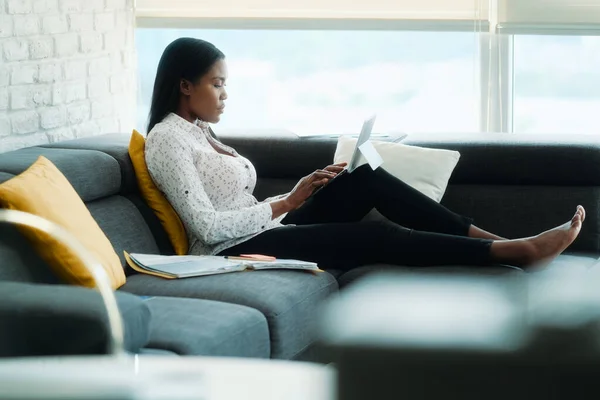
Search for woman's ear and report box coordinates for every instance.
[180,79,192,96]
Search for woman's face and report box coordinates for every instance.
[182,59,228,124]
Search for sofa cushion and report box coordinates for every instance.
[140,296,270,357]
[0,282,150,356]
[0,156,126,289]
[120,270,339,359]
[128,130,189,255]
[41,133,137,194]
[87,196,160,269]
[0,147,120,202]
[0,225,60,284]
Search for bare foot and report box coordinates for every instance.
[491,206,584,268]
[524,208,583,266]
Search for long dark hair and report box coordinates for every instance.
[147,37,225,133]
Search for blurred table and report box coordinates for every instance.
[0,355,336,400]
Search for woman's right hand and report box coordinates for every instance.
[284,169,337,210]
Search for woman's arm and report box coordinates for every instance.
[269,198,294,219]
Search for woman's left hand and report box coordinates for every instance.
[323,162,347,174]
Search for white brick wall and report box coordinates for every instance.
[68,13,93,32]
[33,1,59,14]
[8,0,33,15]
[0,0,136,152]
[43,15,68,34]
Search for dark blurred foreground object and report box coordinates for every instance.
[317,267,600,400]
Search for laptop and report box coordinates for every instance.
[310,114,380,198]
[347,114,378,173]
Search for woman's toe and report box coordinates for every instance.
[578,205,586,222]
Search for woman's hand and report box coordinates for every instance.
[269,162,349,218]
[283,162,349,211]
[323,162,347,174]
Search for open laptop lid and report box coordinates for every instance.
[348,114,377,172]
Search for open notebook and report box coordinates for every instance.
[124,252,322,279]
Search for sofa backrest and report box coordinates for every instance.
[0,139,174,284]
[218,130,600,254]
[2,129,598,283]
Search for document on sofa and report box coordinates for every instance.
[124,252,321,279]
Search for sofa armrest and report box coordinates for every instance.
[0,282,151,357]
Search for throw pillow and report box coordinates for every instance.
[128,130,189,255]
[333,135,460,203]
[0,156,126,289]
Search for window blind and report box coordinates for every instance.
[135,0,489,21]
[497,0,600,34]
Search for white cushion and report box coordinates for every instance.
[333,136,461,203]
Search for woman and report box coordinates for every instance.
[145,37,585,271]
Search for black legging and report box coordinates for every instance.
[219,165,493,271]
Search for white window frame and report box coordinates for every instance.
[479,32,513,133]
[136,16,488,32]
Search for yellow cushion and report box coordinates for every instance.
[128,130,189,255]
[0,156,126,289]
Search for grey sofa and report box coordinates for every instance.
[1,130,599,359]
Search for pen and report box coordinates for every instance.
[225,255,276,261]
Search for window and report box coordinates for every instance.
[135,28,481,135]
[512,35,600,135]
[135,0,600,136]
